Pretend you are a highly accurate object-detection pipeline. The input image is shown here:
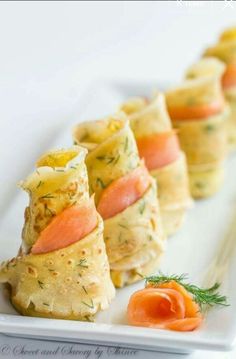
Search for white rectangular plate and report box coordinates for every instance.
[0,81,236,353]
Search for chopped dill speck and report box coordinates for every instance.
[139,200,146,214]
[113,154,120,165]
[77,259,88,268]
[36,180,43,189]
[204,124,215,133]
[96,178,106,189]
[44,205,55,217]
[38,280,44,289]
[82,285,88,294]
[96,155,115,164]
[124,137,129,152]
[118,232,122,242]
[195,182,205,189]
[68,192,76,200]
[40,193,55,200]
[118,223,128,229]
[55,169,65,173]
[43,303,49,306]
[81,298,94,309]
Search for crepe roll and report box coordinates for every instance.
[166,67,229,198]
[0,147,115,320]
[120,94,192,236]
[73,113,165,288]
[204,28,236,150]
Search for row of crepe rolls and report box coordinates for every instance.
[0,118,166,320]
[166,26,236,198]
[0,26,234,321]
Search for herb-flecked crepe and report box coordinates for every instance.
[0,147,115,320]
[121,93,192,236]
[166,60,229,198]
[204,28,236,150]
[73,114,165,288]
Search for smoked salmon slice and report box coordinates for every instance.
[168,96,225,121]
[97,163,150,220]
[222,63,236,89]
[127,280,203,332]
[137,131,180,170]
[31,198,97,254]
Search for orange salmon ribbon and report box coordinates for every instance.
[137,131,180,171]
[97,163,150,220]
[222,63,236,89]
[168,97,225,121]
[31,198,97,254]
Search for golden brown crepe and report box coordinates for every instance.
[166,65,228,198]
[73,114,165,287]
[120,93,192,236]
[204,29,236,150]
[0,147,115,320]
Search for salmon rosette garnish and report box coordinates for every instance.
[73,113,165,288]
[166,60,229,199]
[120,93,192,236]
[204,27,236,150]
[0,146,115,320]
[127,274,228,332]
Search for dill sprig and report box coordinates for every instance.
[145,272,228,310]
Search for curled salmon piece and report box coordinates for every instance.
[127,280,203,332]
[97,163,150,220]
[31,198,98,254]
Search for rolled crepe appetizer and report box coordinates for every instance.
[73,113,165,288]
[120,93,192,236]
[0,147,115,320]
[166,67,229,198]
[204,27,236,150]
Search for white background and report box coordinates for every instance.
[0,1,236,358]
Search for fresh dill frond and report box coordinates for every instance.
[145,272,228,310]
